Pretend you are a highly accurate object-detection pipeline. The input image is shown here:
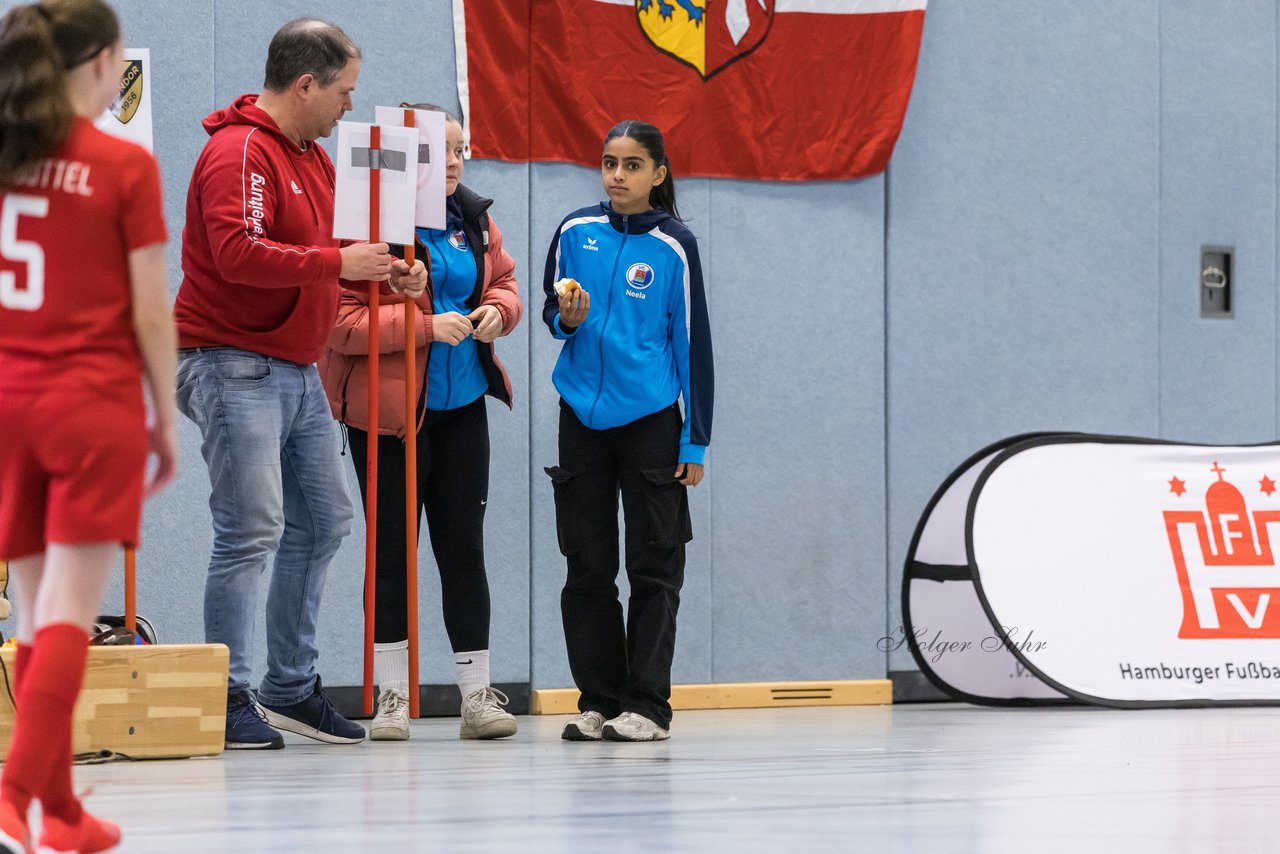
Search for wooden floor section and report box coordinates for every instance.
[42,703,1280,852]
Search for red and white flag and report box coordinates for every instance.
[454,0,926,181]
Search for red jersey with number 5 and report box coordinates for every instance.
[0,117,167,394]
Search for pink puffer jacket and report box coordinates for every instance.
[320,190,521,437]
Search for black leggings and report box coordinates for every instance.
[347,395,490,651]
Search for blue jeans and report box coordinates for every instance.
[177,348,353,704]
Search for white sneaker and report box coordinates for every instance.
[561,710,606,741]
[369,688,410,741]
[602,711,670,742]
[460,687,517,740]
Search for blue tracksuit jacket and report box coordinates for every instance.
[542,203,714,464]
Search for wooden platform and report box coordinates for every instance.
[530,678,892,714]
[0,643,228,760]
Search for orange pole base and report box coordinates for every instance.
[362,124,383,718]
[403,106,423,720]
[124,547,137,634]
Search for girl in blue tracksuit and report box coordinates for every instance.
[543,120,714,742]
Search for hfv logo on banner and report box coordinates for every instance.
[1164,461,1280,638]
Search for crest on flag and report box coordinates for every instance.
[636,0,775,80]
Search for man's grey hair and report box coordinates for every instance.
[263,18,360,92]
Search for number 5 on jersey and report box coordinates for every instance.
[0,194,49,311]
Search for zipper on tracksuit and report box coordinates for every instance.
[587,214,629,426]
[416,266,435,433]
[433,232,456,411]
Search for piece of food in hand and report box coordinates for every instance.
[554,277,583,297]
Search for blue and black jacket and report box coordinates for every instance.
[542,202,714,464]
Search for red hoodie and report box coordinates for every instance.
[174,94,343,363]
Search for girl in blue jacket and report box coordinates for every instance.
[543,120,714,742]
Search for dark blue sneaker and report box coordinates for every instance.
[225,690,285,750]
[259,676,366,744]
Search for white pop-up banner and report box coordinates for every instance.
[902,434,1280,707]
[333,121,419,246]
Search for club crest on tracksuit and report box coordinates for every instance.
[1165,462,1280,638]
[449,229,468,251]
[625,263,655,290]
[636,0,775,80]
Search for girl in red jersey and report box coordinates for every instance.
[0,2,176,852]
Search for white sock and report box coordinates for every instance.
[374,640,409,698]
[454,649,490,700]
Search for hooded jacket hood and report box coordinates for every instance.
[202,94,299,149]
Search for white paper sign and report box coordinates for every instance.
[332,121,418,246]
[374,106,447,231]
[95,48,153,152]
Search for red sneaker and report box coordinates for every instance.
[0,801,31,854]
[36,810,120,853]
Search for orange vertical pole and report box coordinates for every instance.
[124,546,137,634]
[403,108,421,720]
[362,125,382,717]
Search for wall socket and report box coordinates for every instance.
[1200,246,1232,318]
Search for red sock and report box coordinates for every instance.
[1,643,35,814]
[0,624,88,821]
[4,642,34,813]
[44,736,81,824]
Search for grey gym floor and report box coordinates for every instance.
[58,704,1279,852]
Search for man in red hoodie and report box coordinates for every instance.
[174,18,426,750]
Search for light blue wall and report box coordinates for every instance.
[886,0,1280,672]
[7,0,1277,692]
[1159,1,1277,441]
[885,0,1164,668]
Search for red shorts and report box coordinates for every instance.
[0,388,147,559]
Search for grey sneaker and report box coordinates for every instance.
[370,688,410,741]
[602,711,670,742]
[561,710,606,741]
[460,687,517,740]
